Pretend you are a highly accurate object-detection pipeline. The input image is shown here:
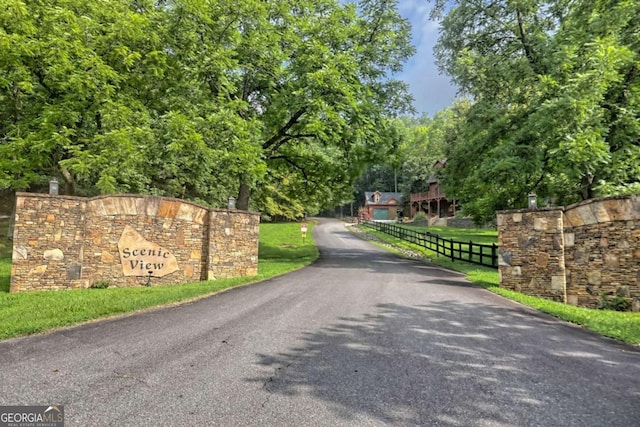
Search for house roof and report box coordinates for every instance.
[364,191,403,205]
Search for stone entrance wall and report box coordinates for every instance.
[10,193,259,292]
[497,195,640,311]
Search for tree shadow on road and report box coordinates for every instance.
[247,300,640,426]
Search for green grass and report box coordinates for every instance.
[365,221,498,266]
[0,221,318,340]
[402,224,498,245]
[359,225,640,346]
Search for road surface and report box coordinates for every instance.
[1,219,639,426]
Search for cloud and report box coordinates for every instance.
[396,0,459,116]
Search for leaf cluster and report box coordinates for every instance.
[426,0,640,222]
[0,0,414,217]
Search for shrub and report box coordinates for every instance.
[90,280,111,289]
[413,212,428,222]
[598,294,631,311]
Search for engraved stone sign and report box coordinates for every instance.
[118,226,179,277]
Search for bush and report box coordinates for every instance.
[90,280,111,289]
[413,212,428,222]
[598,294,631,311]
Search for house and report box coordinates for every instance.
[409,160,457,219]
[360,191,403,220]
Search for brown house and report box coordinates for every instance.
[410,160,457,219]
[360,191,403,220]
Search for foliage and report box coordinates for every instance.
[0,0,414,218]
[599,294,632,312]
[352,103,470,212]
[90,280,111,289]
[412,212,428,222]
[399,102,470,195]
[0,221,318,340]
[426,0,640,223]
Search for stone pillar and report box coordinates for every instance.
[497,208,567,302]
[10,194,88,292]
[563,196,640,309]
[207,210,260,280]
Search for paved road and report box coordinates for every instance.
[1,219,639,426]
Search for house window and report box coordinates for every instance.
[373,193,380,203]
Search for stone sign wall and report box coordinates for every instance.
[10,193,259,292]
[497,195,640,311]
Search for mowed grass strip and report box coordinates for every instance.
[0,221,318,340]
[401,224,498,245]
[365,222,498,266]
[359,225,640,345]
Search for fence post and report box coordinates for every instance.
[492,244,497,268]
[450,239,454,261]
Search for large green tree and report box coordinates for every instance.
[399,103,469,196]
[0,0,163,195]
[430,0,640,223]
[0,0,414,218]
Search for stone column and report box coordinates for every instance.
[497,208,567,302]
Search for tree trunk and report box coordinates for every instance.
[60,166,75,195]
[581,173,595,200]
[237,181,251,211]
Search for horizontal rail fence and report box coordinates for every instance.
[360,220,498,269]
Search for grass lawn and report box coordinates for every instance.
[359,224,640,346]
[401,224,498,245]
[365,221,498,267]
[0,220,318,340]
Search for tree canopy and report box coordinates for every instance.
[0,0,414,217]
[428,0,640,223]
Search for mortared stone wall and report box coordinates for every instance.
[497,195,640,311]
[10,193,259,292]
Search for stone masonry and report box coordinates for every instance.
[497,208,567,302]
[10,193,259,292]
[497,195,640,311]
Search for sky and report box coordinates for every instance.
[395,0,459,117]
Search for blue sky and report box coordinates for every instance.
[395,0,458,117]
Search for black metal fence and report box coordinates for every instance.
[360,220,498,269]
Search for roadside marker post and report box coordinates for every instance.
[301,223,307,244]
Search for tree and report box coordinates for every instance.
[0,0,164,195]
[1,0,414,219]
[429,0,640,223]
[399,104,469,196]
[224,0,415,212]
[149,0,415,213]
